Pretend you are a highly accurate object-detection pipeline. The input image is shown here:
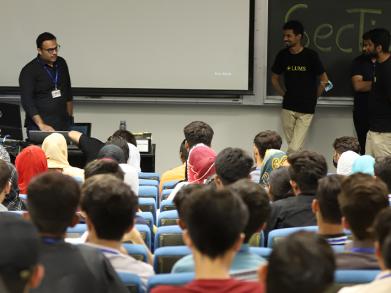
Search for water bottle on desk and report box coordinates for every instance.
[119,120,127,130]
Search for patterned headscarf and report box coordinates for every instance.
[187,144,216,184]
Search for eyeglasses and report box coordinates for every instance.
[42,44,61,54]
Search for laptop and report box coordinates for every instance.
[28,131,71,145]
[0,103,23,140]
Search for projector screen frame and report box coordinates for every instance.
[0,0,255,98]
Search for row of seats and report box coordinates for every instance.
[119,269,381,293]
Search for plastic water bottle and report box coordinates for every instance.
[119,120,127,130]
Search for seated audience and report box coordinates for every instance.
[312,174,348,246]
[0,147,25,210]
[0,160,12,211]
[167,143,216,201]
[81,174,154,287]
[84,159,125,180]
[153,186,264,293]
[336,173,389,269]
[374,156,391,204]
[15,146,48,194]
[267,167,293,202]
[110,129,141,172]
[172,179,270,273]
[0,214,44,293]
[339,208,391,292]
[351,155,375,175]
[251,130,287,185]
[97,141,139,194]
[27,172,127,293]
[214,148,253,188]
[336,151,360,175]
[183,121,214,151]
[332,136,361,167]
[266,151,327,232]
[259,231,335,293]
[41,133,84,179]
[159,139,188,194]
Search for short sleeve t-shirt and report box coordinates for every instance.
[351,54,374,112]
[151,279,264,293]
[271,47,325,114]
[369,56,391,132]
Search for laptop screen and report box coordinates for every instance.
[0,103,23,140]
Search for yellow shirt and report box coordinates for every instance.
[159,164,186,194]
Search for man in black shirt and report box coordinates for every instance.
[365,28,391,158]
[271,20,328,154]
[351,31,375,155]
[19,32,73,132]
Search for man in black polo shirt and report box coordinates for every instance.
[365,28,391,158]
[271,20,328,154]
[19,32,73,132]
[351,31,376,155]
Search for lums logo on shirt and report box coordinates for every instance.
[286,65,307,72]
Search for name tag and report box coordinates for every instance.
[51,89,61,99]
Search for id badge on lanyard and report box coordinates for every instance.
[38,58,61,98]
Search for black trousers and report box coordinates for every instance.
[353,109,369,155]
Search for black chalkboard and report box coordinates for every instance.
[267,0,391,97]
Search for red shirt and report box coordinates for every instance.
[151,279,264,293]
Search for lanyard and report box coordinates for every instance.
[99,248,120,255]
[42,236,63,245]
[37,58,59,89]
[350,247,375,254]
[378,273,391,280]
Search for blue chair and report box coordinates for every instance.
[335,270,380,284]
[160,199,176,212]
[66,224,87,238]
[136,211,154,233]
[267,226,318,248]
[138,186,158,202]
[138,198,157,223]
[161,189,173,201]
[154,225,184,249]
[249,247,272,259]
[158,210,179,227]
[135,224,152,250]
[139,179,159,187]
[139,172,160,181]
[331,245,346,253]
[161,180,179,190]
[123,244,149,263]
[153,246,191,273]
[117,272,144,293]
[147,273,194,291]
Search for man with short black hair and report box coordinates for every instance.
[214,148,253,188]
[172,179,270,273]
[19,32,73,132]
[271,20,329,153]
[84,159,125,180]
[0,214,44,293]
[259,231,335,293]
[183,121,214,150]
[332,136,361,168]
[82,175,154,287]
[266,151,328,232]
[154,186,264,293]
[27,172,127,293]
[337,173,389,269]
[312,175,348,246]
[366,28,391,157]
[339,208,391,292]
[374,156,391,205]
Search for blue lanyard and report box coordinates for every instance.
[37,58,59,89]
[42,236,63,245]
[378,273,391,280]
[350,247,375,254]
[99,248,120,255]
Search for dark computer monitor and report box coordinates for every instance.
[0,103,23,140]
[28,131,71,145]
[70,123,91,137]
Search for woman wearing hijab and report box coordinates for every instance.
[15,146,48,194]
[41,133,84,180]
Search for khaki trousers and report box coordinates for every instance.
[365,130,391,158]
[281,109,313,154]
